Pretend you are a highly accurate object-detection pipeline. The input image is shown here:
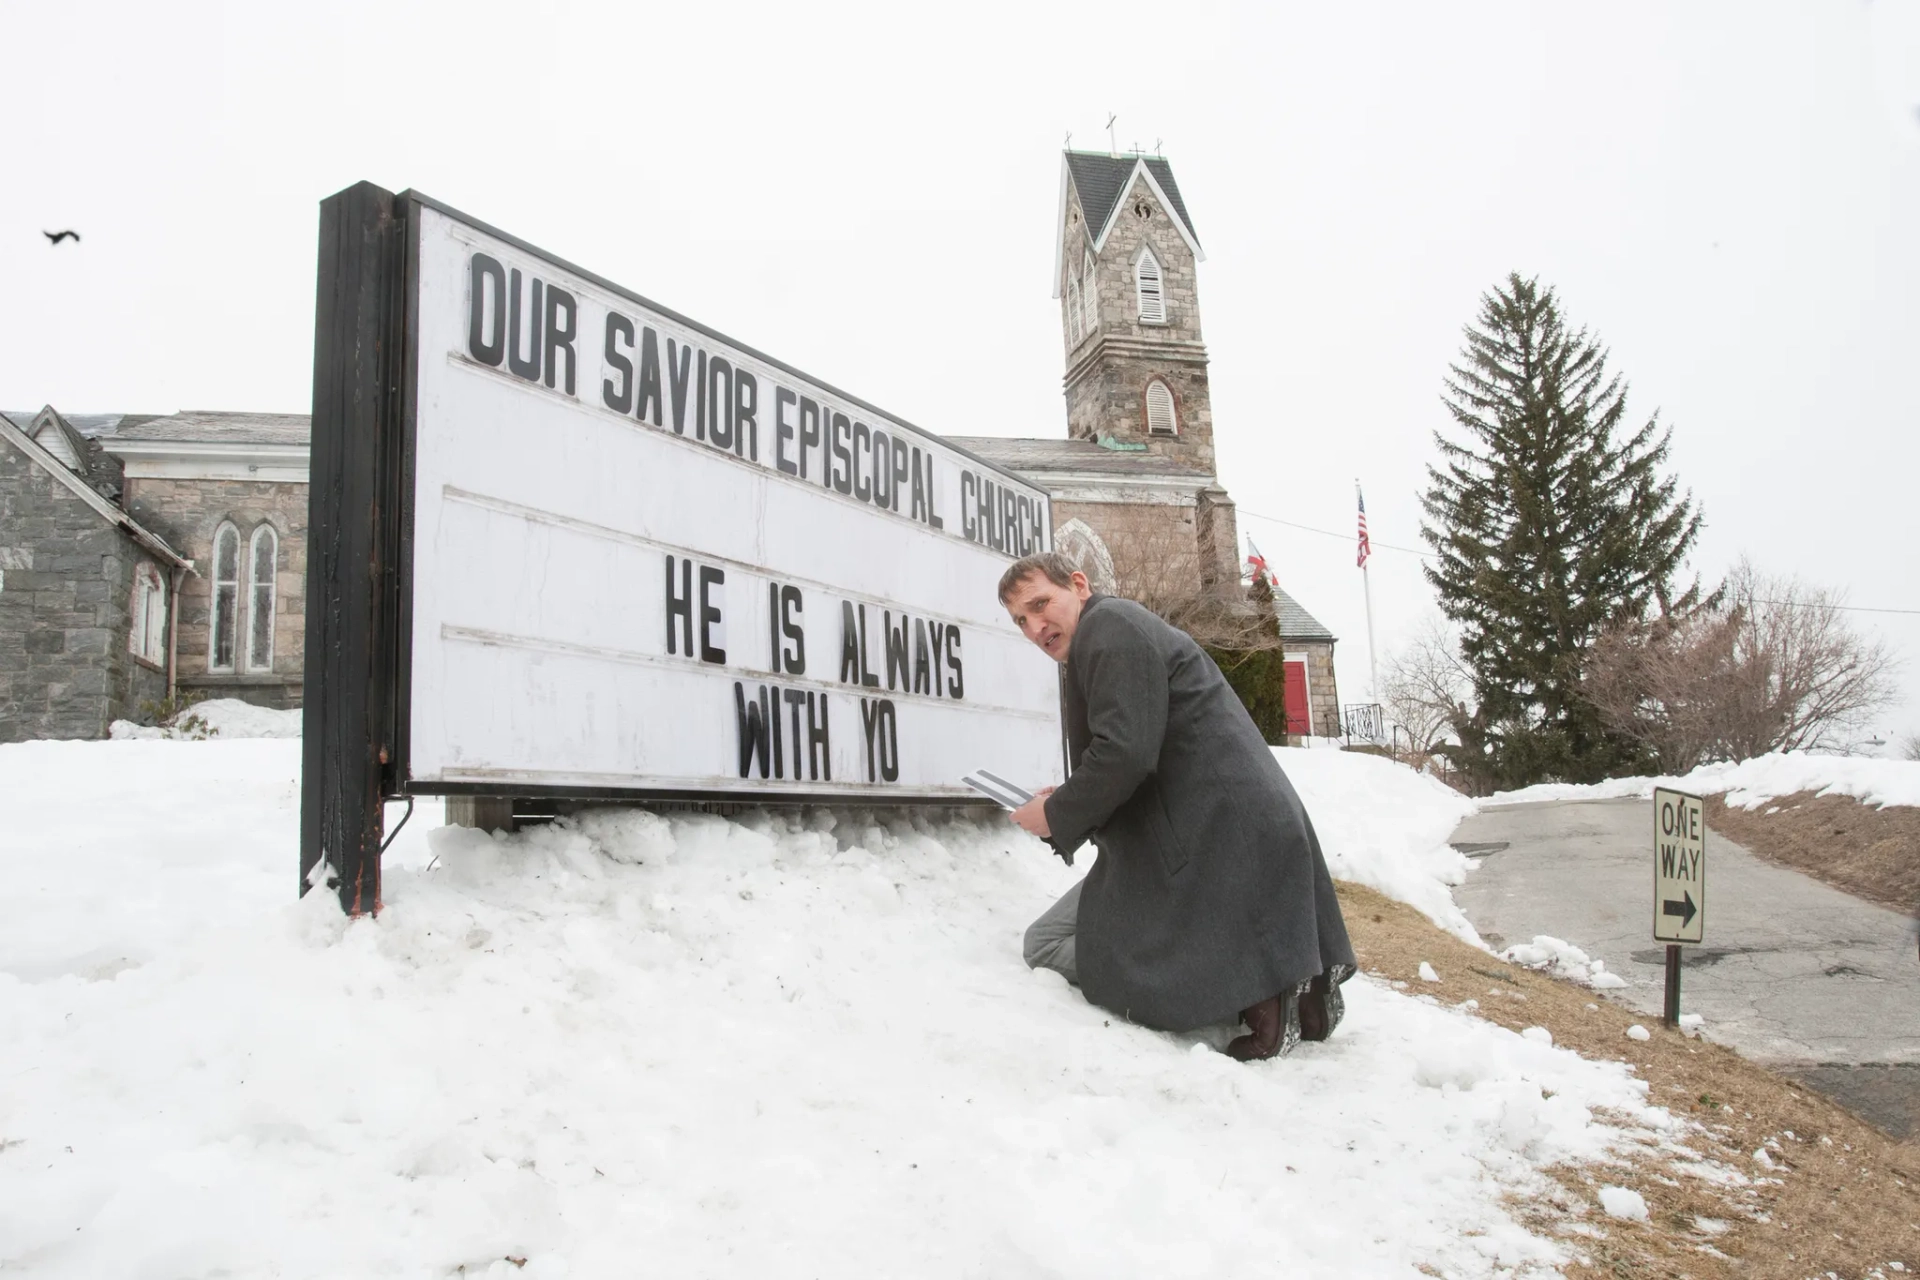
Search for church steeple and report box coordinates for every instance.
[1054,150,1215,472]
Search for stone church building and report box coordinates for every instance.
[1,149,1339,743]
[954,150,1341,737]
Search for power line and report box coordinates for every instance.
[1239,507,1435,559]
[1240,508,1920,616]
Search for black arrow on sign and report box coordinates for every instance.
[1662,891,1698,927]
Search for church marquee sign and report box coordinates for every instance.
[301,183,1061,911]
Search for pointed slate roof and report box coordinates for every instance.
[1063,151,1200,250]
[1270,584,1336,643]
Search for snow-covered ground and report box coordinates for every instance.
[0,736,1686,1278]
[1489,751,1920,811]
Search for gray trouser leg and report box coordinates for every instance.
[1023,879,1083,985]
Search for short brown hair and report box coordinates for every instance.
[997,551,1083,603]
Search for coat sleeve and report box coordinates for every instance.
[1042,608,1169,856]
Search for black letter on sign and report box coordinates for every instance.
[892,442,910,513]
[783,688,807,778]
[774,386,799,476]
[667,338,693,434]
[863,699,900,783]
[734,370,757,461]
[507,270,541,382]
[807,692,832,781]
[781,586,805,674]
[699,565,726,664]
[960,472,977,540]
[884,610,909,691]
[798,397,820,482]
[913,617,930,695]
[545,286,577,394]
[871,431,891,509]
[839,600,862,683]
[708,356,733,450]
[852,421,872,502]
[830,412,853,495]
[946,627,964,700]
[665,555,693,657]
[637,327,664,426]
[602,311,634,414]
[469,253,506,366]
[734,683,771,779]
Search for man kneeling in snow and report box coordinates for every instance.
[1001,552,1355,1060]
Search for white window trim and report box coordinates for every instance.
[246,524,278,673]
[209,521,240,673]
[1134,246,1166,324]
[129,564,166,665]
[1144,379,1178,436]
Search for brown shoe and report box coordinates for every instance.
[1227,984,1305,1061]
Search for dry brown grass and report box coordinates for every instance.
[1337,880,1920,1280]
[1705,792,1920,917]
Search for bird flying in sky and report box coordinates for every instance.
[43,230,80,245]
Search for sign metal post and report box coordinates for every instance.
[1652,786,1707,1027]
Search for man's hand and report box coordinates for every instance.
[1010,786,1055,839]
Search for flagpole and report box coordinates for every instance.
[1364,559,1378,704]
[1357,479,1378,710]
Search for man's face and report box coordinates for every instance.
[1004,570,1093,663]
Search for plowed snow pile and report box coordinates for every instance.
[1,739,1680,1278]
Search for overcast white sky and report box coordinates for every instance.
[7,0,1919,747]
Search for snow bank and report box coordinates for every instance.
[1275,746,1482,943]
[109,697,303,740]
[1489,751,1920,811]
[0,738,1680,1279]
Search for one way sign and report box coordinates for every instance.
[1653,787,1707,944]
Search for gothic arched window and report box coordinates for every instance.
[1134,247,1165,323]
[129,563,166,664]
[1145,379,1178,435]
[247,524,278,673]
[209,522,240,672]
[1066,265,1084,346]
[1081,250,1099,333]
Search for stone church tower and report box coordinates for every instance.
[1055,151,1216,476]
[955,150,1243,602]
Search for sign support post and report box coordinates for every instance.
[300,181,410,915]
[1652,787,1707,1029]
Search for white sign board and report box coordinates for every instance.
[403,202,1064,801]
[1652,787,1706,944]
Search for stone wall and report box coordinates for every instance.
[1051,494,1203,605]
[123,477,308,708]
[0,440,167,742]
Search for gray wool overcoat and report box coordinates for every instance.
[1041,595,1355,1032]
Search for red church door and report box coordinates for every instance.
[1283,660,1312,736]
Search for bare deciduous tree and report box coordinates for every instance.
[1901,732,1920,763]
[1380,617,1475,755]
[1583,560,1900,769]
[1096,517,1275,651]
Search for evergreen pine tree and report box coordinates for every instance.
[1421,274,1702,788]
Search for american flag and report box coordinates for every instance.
[1356,483,1372,568]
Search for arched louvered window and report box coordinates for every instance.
[1081,250,1099,334]
[246,524,278,673]
[128,563,166,664]
[1066,265,1083,346]
[209,522,240,672]
[1134,247,1165,323]
[1145,379,1178,435]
